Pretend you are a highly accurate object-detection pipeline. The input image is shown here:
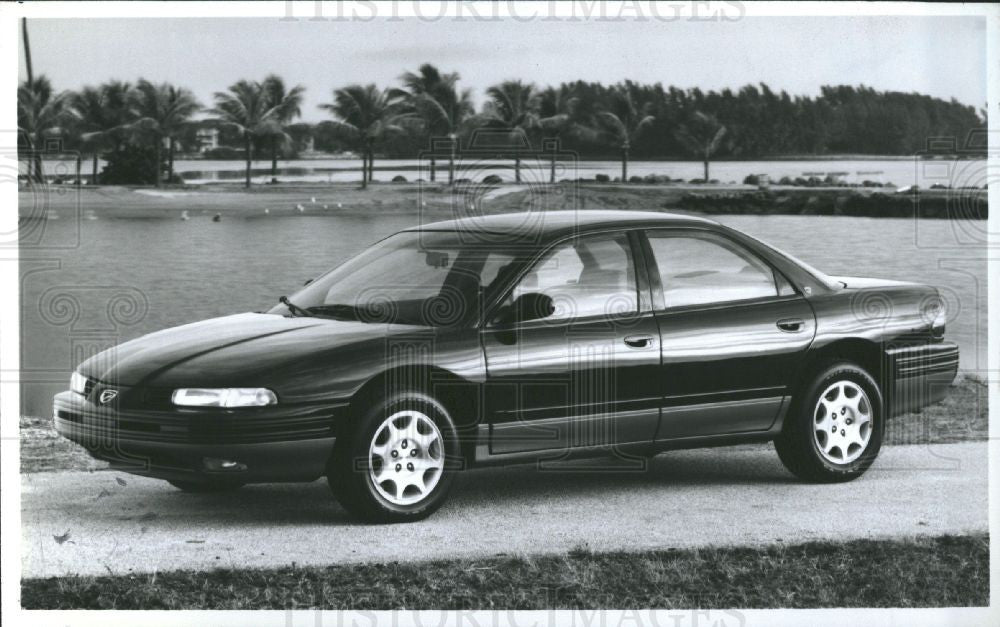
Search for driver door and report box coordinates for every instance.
[481,230,662,456]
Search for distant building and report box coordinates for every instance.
[302,135,315,153]
[196,128,220,153]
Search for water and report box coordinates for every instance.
[28,157,987,188]
[19,213,987,416]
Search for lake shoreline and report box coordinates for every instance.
[19,182,987,221]
[25,156,987,188]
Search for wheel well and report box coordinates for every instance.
[792,338,886,399]
[347,366,481,462]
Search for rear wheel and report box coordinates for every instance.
[774,362,884,482]
[327,392,459,523]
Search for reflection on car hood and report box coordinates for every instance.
[78,312,422,387]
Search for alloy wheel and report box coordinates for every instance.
[812,380,873,464]
[368,410,444,506]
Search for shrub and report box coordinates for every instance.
[391,175,408,183]
[743,174,760,185]
[483,174,503,184]
[98,145,160,185]
[629,175,644,183]
[643,174,672,184]
[595,173,610,183]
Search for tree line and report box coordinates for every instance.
[18,65,986,188]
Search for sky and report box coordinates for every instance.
[18,15,987,122]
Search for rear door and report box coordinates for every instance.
[641,228,816,440]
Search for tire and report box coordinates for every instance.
[168,479,244,493]
[327,391,459,523]
[774,361,884,482]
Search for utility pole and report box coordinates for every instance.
[23,17,33,86]
[23,18,36,180]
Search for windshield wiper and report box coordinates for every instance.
[304,303,363,320]
[278,295,311,317]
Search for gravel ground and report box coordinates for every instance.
[21,441,988,578]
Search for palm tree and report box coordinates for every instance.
[395,63,460,182]
[132,79,201,186]
[319,84,409,189]
[416,84,474,186]
[483,80,539,183]
[596,84,656,182]
[262,75,305,182]
[536,86,574,183]
[17,76,67,182]
[209,79,286,188]
[68,82,136,184]
[675,111,728,181]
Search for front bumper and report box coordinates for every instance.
[886,342,960,416]
[53,391,345,483]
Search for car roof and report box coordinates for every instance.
[405,210,719,244]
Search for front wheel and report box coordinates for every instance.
[327,392,459,523]
[774,362,884,482]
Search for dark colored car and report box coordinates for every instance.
[55,211,958,522]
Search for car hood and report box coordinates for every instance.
[78,312,425,388]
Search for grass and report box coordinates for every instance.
[21,533,988,609]
[21,377,986,474]
[885,376,988,445]
[19,414,107,474]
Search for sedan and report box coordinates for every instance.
[55,210,959,522]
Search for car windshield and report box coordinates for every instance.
[267,231,526,326]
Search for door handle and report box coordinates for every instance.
[776,318,805,333]
[624,334,655,348]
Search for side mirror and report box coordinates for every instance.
[499,292,555,325]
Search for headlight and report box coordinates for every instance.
[171,388,278,408]
[70,371,88,395]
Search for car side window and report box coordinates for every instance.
[648,232,790,309]
[507,232,638,321]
